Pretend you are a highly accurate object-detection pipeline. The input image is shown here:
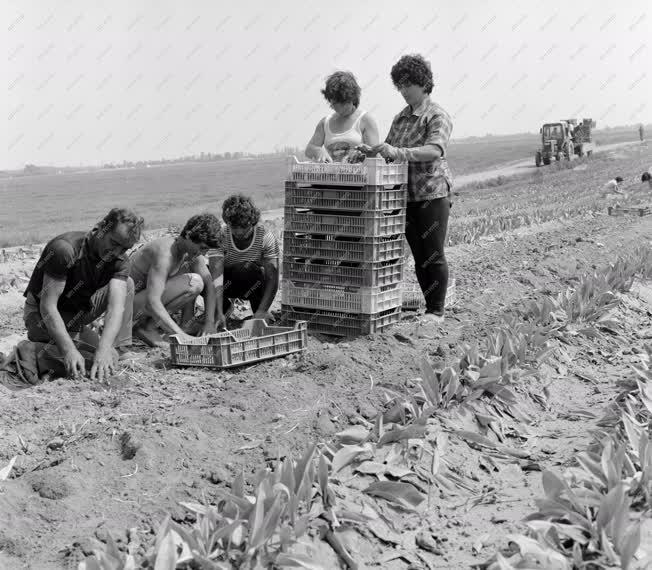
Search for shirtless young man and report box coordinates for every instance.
[129,213,222,347]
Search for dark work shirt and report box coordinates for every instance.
[24,230,129,312]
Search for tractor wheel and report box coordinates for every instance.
[543,156,551,165]
[577,144,584,157]
[535,152,542,167]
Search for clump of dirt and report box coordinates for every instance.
[31,473,71,500]
[119,431,142,460]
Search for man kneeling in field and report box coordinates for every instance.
[207,195,280,328]
[1,208,143,385]
[129,213,222,347]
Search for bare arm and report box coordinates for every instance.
[255,258,279,315]
[305,118,331,162]
[208,255,226,326]
[98,278,127,351]
[40,275,78,357]
[145,255,186,336]
[90,277,128,382]
[40,275,86,378]
[361,114,380,147]
[192,256,217,332]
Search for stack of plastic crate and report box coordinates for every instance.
[281,156,409,337]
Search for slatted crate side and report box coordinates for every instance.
[284,181,407,212]
[281,305,402,337]
[169,320,307,369]
[281,279,403,314]
[287,156,408,187]
[282,233,405,263]
[281,257,405,288]
[284,207,406,238]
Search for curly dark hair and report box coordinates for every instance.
[180,213,222,248]
[321,71,361,107]
[390,54,434,94]
[97,207,144,240]
[642,172,651,182]
[222,194,260,228]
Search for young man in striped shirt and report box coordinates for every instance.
[207,195,280,328]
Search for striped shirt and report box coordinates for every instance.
[385,97,454,203]
[209,225,279,267]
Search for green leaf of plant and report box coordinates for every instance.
[294,444,316,493]
[275,553,325,569]
[335,425,370,444]
[249,485,266,548]
[364,481,425,510]
[619,522,641,570]
[377,424,426,447]
[597,484,625,531]
[154,532,178,570]
[419,357,440,406]
[331,445,367,474]
[355,461,386,475]
[541,470,565,499]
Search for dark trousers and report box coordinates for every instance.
[223,262,266,314]
[405,196,451,314]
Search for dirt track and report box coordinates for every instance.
[1,143,651,569]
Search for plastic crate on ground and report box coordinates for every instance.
[283,233,405,263]
[281,305,401,337]
[607,205,650,217]
[281,280,402,314]
[287,156,408,187]
[284,181,407,212]
[282,258,404,288]
[169,319,307,369]
[401,278,457,311]
[284,207,405,238]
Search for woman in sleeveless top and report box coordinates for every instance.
[305,71,380,163]
[206,195,280,329]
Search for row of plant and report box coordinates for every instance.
[79,247,652,569]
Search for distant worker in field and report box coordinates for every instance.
[0,208,143,385]
[639,124,645,142]
[207,195,280,329]
[605,176,625,194]
[128,213,222,347]
[371,54,454,324]
[641,171,651,189]
[305,71,380,163]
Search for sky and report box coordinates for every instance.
[3,0,650,169]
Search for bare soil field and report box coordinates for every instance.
[1,142,651,569]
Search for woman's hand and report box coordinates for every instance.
[316,149,333,163]
[371,143,400,161]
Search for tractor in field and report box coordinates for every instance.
[535,118,595,166]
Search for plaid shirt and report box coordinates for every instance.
[385,97,454,202]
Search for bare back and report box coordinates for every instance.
[129,237,187,292]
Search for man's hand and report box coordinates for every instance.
[90,346,117,383]
[254,310,274,322]
[64,348,87,379]
[200,321,217,336]
[371,143,399,161]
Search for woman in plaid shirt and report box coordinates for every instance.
[371,54,454,324]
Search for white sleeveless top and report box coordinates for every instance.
[323,111,366,162]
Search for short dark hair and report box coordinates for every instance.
[390,54,434,94]
[321,71,361,107]
[180,213,222,248]
[642,172,651,182]
[98,208,144,240]
[222,194,260,228]
[615,176,624,183]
